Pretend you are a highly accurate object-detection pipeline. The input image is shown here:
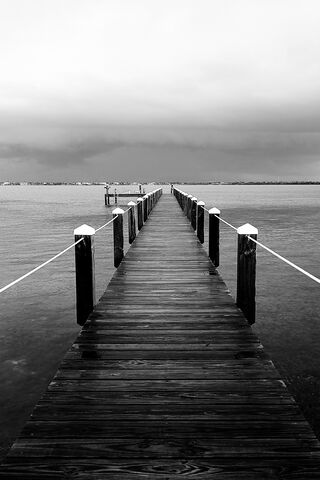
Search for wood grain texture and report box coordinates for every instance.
[1,193,320,479]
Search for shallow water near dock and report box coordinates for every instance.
[0,184,320,458]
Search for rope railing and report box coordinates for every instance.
[204,206,236,231]
[204,204,320,284]
[0,187,163,326]
[95,215,118,233]
[0,237,84,294]
[172,185,319,324]
[0,213,128,295]
[248,235,320,285]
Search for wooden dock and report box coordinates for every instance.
[1,194,320,479]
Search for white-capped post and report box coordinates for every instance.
[127,201,136,244]
[113,208,124,267]
[191,197,197,230]
[183,193,188,215]
[147,193,151,215]
[237,223,258,325]
[197,201,205,244]
[143,195,148,222]
[209,208,220,267]
[74,224,96,326]
[137,197,143,230]
[187,195,193,219]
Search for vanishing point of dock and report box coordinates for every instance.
[1,191,320,479]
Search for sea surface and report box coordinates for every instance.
[0,184,320,458]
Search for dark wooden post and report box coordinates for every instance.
[209,207,220,267]
[143,195,148,222]
[147,194,151,215]
[127,201,136,244]
[113,208,124,267]
[183,192,188,215]
[191,197,197,230]
[236,223,258,325]
[187,195,193,219]
[137,197,143,230]
[182,192,187,212]
[196,201,205,244]
[74,224,96,326]
[114,189,118,205]
[104,185,110,205]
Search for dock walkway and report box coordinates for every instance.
[1,194,320,479]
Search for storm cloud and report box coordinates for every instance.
[1,0,320,181]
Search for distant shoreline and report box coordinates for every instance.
[1,181,320,186]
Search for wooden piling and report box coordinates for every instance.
[74,224,96,326]
[113,208,124,267]
[196,201,205,244]
[237,223,258,325]
[143,195,148,222]
[183,192,188,215]
[104,185,110,205]
[209,207,220,267]
[191,197,197,230]
[127,201,136,244]
[187,195,193,219]
[137,197,143,230]
[147,194,151,215]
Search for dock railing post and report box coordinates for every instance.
[209,208,220,267]
[187,195,193,219]
[137,197,143,230]
[197,201,205,244]
[182,192,187,212]
[183,192,188,215]
[191,197,197,230]
[127,201,136,244]
[113,208,124,267]
[143,195,148,222]
[74,224,96,326]
[104,185,110,205]
[147,194,151,216]
[236,223,258,325]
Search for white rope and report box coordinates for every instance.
[203,207,238,231]
[95,216,118,233]
[178,191,320,285]
[247,235,320,285]
[0,194,161,295]
[0,237,84,294]
[215,215,238,232]
[95,207,132,233]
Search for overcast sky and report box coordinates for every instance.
[1,0,320,181]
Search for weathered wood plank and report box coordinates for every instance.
[1,193,320,479]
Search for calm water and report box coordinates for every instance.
[0,184,320,457]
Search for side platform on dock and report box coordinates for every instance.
[1,194,320,479]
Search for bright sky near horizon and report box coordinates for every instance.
[1,0,320,181]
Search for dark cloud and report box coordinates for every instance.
[0,140,122,165]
